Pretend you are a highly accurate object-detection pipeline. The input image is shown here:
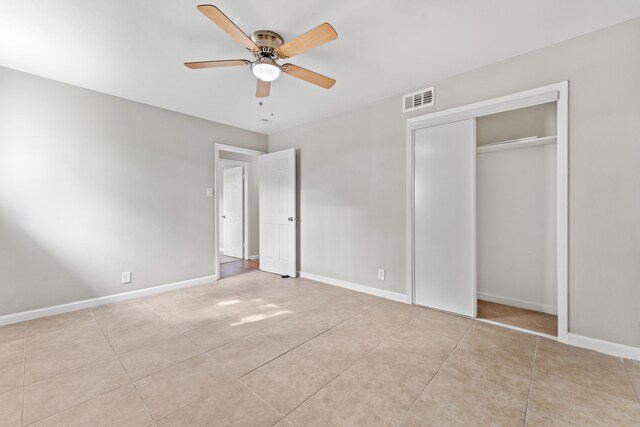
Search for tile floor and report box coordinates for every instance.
[477,299,559,336]
[1,271,639,426]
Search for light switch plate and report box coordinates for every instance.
[122,272,132,284]
[206,188,214,197]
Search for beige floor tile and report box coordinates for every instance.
[106,321,179,355]
[535,347,637,401]
[409,371,526,427]
[0,323,25,343]
[119,334,202,381]
[26,310,96,338]
[29,385,154,427]
[362,300,422,325]
[473,321,538,344]
[23,357,130,425]
[305,307,356,329]
[623,358,640,377]
[538,338,624,371]
[286,373,403,427]
[135,354,233,421]
[156,380,281,427]
[0,340,24,366]
[398,412,437,427]
[163,306,228,333]
[456,326,536,368]
[260,316,330,349]
[273,418,294,427]
[0,359,23,395]
[630,375,640,400]
[143,291,207,319]
[331,292,382,313]
[184,315,284,351]
[92,299,163,335]
[0,388,22,427]
[295,328,373,375]
[335,313,402,347]
[340,345,437,412]
[524,410,572,426]
[25,325,114,384]
[207,332,288,378]
[528,372,640,426]
[440,348,532,401]
[241,351,337,415]
[378,318,469,369]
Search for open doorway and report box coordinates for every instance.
[215,144,264,280]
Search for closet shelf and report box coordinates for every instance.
[476,135,557,154]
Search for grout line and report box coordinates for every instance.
[395,319,475,427]
[268,305,421,423]
[622,359,640,403]
[90,309,155,423]
[522,335,540,427]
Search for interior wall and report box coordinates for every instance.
[476,102,557,146]
[268,18,640,347]
[219,150,261,258]
[477,144,557,314]
[0,66,267,317]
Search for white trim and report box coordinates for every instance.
[406,81,569,343]
[477,292,558,315]
[476,135,557,154]
[0,275,217,326]
[248,255,260,260]
[219,159,250,260]
[407,87,559,129]
[568,333,640,361]
[214,143,265,280]
[299,272,408,303]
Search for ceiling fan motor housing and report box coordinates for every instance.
[251,30,284,59]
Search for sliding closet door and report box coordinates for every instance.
[413,119,476,317]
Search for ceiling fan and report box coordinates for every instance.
[184,4,338,98]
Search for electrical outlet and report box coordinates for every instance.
[206,187,214,197]
[122,272,132,284]
[378,269,385,280]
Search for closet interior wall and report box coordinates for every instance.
[476,103,558,318]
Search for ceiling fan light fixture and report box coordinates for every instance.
[251,58,281,82]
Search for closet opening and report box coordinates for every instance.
[407,82,568,342]
[475,103,558,336]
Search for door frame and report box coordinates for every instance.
[214,143,265,280]
[219,159,249,259]
[405,81,569,343]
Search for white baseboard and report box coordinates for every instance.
[0,275,217,326]
[248,255,260,260]
[568,333,640,361]
[477,291,557,315]
[299,271,408,303]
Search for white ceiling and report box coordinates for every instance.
[1,1,639,134]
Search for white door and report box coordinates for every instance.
[222,166,244,259]
[259,148,296,276]
[413,119,476,317]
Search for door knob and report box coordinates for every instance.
[222,215,226,219]
[288,217,294,222]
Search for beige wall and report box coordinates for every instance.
[269,18,640,347]
[0,66,267,316]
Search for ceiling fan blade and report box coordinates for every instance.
[276,23,338,58]
[282,64,336,89]
[197,4,259,53]
[256,79,271,98]
[184,59,251,69]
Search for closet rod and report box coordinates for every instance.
[476,135,557,154]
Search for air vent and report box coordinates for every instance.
[403,87,434,112]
